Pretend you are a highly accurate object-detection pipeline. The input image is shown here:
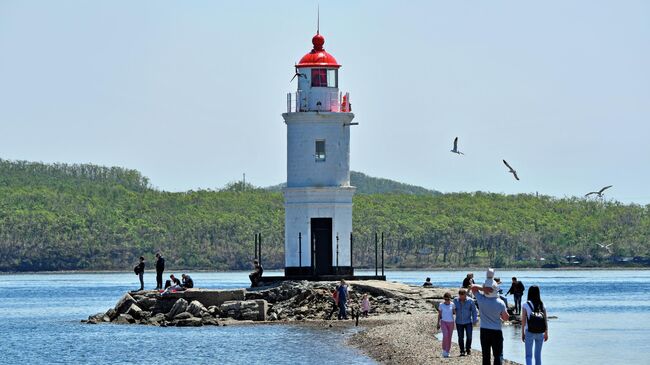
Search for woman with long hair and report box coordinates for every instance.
[521,285,549,365]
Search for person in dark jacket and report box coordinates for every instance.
[134,256,145,291]
[181,274,194,288]
[249,260,264,287]
[506,277,525,315]
[155,253,165,290]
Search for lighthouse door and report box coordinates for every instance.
[311,218,333,276]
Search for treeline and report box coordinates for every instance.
[0,159,648,271]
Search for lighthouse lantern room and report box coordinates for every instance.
[282,31,356,278]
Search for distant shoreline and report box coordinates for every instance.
[1,266,647,275]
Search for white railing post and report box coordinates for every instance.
[287,93,291,113]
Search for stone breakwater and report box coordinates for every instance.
[84,280,454,327]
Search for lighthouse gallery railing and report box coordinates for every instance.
[286,91,351,113]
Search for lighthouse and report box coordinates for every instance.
[283,31,356,278]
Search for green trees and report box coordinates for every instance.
[0,158,648,271]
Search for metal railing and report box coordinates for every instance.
[286,91,351,113]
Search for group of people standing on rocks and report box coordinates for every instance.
[436,269,548,365]
[131,253,195,293]
[326,279,370,321]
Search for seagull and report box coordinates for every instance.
[585,185,613,198]
[596,243,613,254]
[502,160,519,180]
[290,66,307,82]
[450,137,464,155]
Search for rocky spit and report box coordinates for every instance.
[84,280,522,364]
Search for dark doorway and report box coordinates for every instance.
[311,218,333,276]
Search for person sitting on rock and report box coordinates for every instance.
[181,274,194,289]
[161,274,184,294]
[423,277,433,288]
[248,260,263,287]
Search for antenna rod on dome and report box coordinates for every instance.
[317,4,320,34]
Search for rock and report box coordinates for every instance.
[115,293,137,314]
[115,314,135,324]
[166,298,188,320]
[207,305,220,317]
[175,317,203,327]
[105,308,118,321]
[269,312,278,321]
[202,317,219,326]
[126,303,143,319]
[174,312,193,320]
[136,297,157,311]
[148,313,165,326]
[187,300,206,317]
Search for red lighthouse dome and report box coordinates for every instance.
[297,33,341,68]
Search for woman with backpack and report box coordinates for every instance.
[521,285,548,365]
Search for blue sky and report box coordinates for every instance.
[1,1,649,204]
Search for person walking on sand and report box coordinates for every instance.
[470,283,509,365]
[155,252,165,290]
[454,288,478,356]
[506,277,525,315]
[133,256,145,291]
[337,279,349,320]
[521,285,549,365]
[437,292,456,358]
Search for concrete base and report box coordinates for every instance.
[259,274,386,284]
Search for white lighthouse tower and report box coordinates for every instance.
[283,31,356,278]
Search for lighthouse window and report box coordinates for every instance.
[311,69,327,87]
[315,140,326,161]
[327,69,337,87]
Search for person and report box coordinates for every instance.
[162,274,183,294]
[463,273,475,289]
[483,268,500,298]
[361,293,370,317]
[470,283,510,365]
[133,256,145,291]
[454,288,478,356]
[423,277,433,287]
[506,277,526,315]
[337,279,349,320]
[495,277,509,309]
[521,286,548,365]
[249,259,264,287]
[169,274,181,286]
[437,292,456,358]
[327,288,339,320]
[154,253,165,290]
[181,274,194,288]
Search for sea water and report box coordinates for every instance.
[0,272,374,365]
[402,269,650,364]
[1,270,647,365]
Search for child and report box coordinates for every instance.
[483,268,500,298]
[437,292,456,358]
[361,293,370,317]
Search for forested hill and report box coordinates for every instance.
[0,158,649,272]
[266,171,440,195]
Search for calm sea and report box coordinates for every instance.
[1,269,647,364]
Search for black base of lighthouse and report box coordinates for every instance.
[284,266,354,278]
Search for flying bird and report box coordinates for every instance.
[502,160,519,180]
[290,66,307,82]
[450,137,464,155]
[596,243,613,254]
[585,185,613,198]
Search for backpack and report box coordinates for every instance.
[526,301,546,333]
